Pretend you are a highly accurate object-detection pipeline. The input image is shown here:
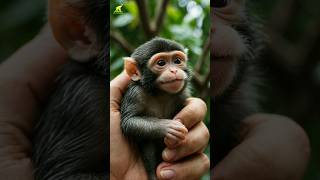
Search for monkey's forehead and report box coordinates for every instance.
[148,50,187,60]
[131,38,186,61]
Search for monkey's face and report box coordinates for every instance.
[211,0,248,96]
[148,51,188,94]
[125,38,189,95]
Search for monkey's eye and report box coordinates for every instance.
[174,58,181,64]
[212,0,229,8]
[157,60,166,66]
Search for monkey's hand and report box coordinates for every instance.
[159,120,188,142]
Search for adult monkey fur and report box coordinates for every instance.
[212,0,264,165]
[121,38,191,180]
[32,0,108,179]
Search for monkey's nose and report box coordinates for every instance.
[170,68,177,74]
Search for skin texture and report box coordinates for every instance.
[0,25,67,180]
[110,72,210,180]
[213,114,310,180]
[150,51,187,94]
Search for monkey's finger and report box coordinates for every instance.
[165,133,181,142]
[170,122,188,133]
[163,122,209,161]
[174,97,207,129]
[156,153,210,180]
[167,129,186,140]
[110,72,131,111]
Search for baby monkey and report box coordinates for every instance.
[120,37,191,180]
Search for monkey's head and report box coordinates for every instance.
[124,38,190,94]
[212,0,260,96]
[48,0,107,62]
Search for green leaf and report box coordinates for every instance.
[167,5,182,22]
[124,1,139,28]
[113,13,133,27]
[111,57,124,72]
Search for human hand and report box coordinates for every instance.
[0,25,67,179]
[110,72,210,180]
[213,113,310,180]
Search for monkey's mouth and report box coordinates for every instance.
[161,79,183,84]
[159,79,185,93]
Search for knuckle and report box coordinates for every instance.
[202,123,210,141]
[187,133,197,147]
[197,98,207,112]
[288,121,311,159]
[192,99,207,121]
[200,153,210,171]
[189,97,207,112]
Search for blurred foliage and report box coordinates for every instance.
[0,0,46,61]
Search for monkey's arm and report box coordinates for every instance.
[32,62,107,180]
[120,86,187,140]
[121,116,187,140]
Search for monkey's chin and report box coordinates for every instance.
[159,80,185,94]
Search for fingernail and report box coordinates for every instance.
[160,169,176,179]
[163,149,176,161]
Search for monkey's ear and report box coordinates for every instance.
[124,57,141,81]
[48,0,99,62]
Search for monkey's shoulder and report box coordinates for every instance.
[121,83,187,118]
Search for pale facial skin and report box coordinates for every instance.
[147,51,188,94]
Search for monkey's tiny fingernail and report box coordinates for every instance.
[163,149,176,161]
[160,169,176,179]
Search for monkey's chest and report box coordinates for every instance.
[143,97,179,119]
